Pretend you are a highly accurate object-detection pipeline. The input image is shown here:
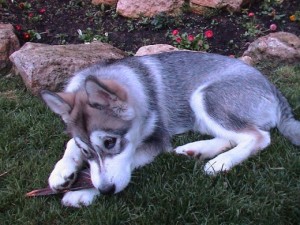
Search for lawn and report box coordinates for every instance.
[1,0,300,224]
[0,64,299,224]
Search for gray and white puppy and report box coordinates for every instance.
[41,51,300,207]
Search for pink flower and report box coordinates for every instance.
[187,34,195,42]
[28,12,34,18]
[176,37,182,43]
[172,29,179,36]
[204,30,214,38]
[39,8,46,14]
[248,12,255,17]
[15,25,22,31]
[270,24,277,31]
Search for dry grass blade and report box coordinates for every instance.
[0,171,9,177]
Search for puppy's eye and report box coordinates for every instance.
[103,137,117,149]
[80,148,92,159]
[81,148,89,155]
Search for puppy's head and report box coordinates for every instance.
[41,76,137,195]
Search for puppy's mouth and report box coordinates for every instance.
[98,184,116,195]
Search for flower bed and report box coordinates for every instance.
[1,0,299,56]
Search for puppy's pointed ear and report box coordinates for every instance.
[40,90,75,123]
[85,76,135,120]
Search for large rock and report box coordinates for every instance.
[91,0,117,5]
[9,42,127,95]
[242,32,300,65]
[135,44,179,56]
[0,23,20,74]
[190,0,250,14]
[117,0,184,18]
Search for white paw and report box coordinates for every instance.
[48,159,78,191]
[62,188,100,207]
[174,145,201,158]
[204,155,233,176]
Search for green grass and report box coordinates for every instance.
[0,65,299,225]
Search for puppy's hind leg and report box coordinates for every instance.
[204,130,271,175]
[189,85,271,175]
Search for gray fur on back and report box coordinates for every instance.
[66,51,300,146]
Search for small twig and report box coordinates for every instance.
[26,169,94,197]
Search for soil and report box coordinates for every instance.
[1,0,300,56]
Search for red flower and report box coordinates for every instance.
[39,8,46,14]
[248,12,255,17]
[269,24,277,31]
[28,12,34,18]
[15,25,22,31]
[204,30,214,38]
[187,34,195,42]
[172,29,179,36]
[19,2,25,9]
[176,37,182,43]
[23,32,30,40]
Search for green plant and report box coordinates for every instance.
[141,38,151,45]
[258,0,286,20]
[77,28,108,43]
[18,1,32,10]
[25,29,43,41]
[260,0,282,11]
[202,7,221,18]
[95,3,107,12]
[150,13,182,30]
[66,0,85,10]
[170,29,210,51]
[136,13,182,31]
[28,13,42,22]
[109,6,119,19]
[126,20,136,32]
[181,1,191,13]
[243,22,263,38]
[210,19,219,26]
[55,33,69,45]
[84,10,103,25]
[0,0,8,8]
[242,12,263,38]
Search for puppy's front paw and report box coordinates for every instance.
[48,159,78,192]
[62,188,100,207]
[204,155,233,176]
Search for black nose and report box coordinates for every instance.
[99,184,116,195]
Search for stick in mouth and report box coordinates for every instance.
[26,169,94,197]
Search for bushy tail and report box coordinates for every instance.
[276,89,300,146]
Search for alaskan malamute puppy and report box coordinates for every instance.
[41,51,300,207]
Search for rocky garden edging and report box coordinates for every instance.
[1,23,300,95]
